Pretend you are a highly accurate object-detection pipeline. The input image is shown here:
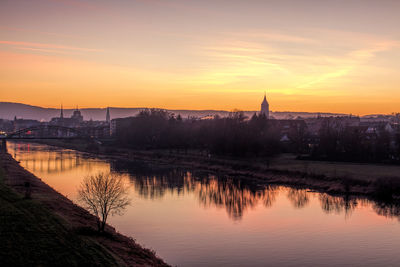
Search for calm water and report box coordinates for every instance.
[8,141,400,267]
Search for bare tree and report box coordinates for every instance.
[78,172,131,232]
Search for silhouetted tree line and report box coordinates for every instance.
[115,109,285,157]
[311,119,400,163]
[115,109,400,163]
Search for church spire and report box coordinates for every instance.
[262,90,268,104]
[60,104,64,119]
[260,91,269,119]
[106,107,110,123]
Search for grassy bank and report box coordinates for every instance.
[0,153,169,266]
[0,165,119,266]
[268,154,400,182]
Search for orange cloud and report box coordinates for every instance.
[0,40,102,52]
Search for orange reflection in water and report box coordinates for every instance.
[10,141,109,199]
[8,141,400,267]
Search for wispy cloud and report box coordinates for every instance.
[297,68,352,89]
[0,40,104,59]
[349,41,400,60]
[0,26,87,40]
[187,28,400,91]
[47,0,102,11]
[14,46,83,55]
[297,40,400,89]
[227,30,317,45]
[193,43,288,84]
[0,40,102,52]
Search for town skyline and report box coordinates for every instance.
[2,99,397,119]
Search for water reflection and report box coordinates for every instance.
[112,160,400,222]
[373,202,400,221]
[196,177,264,220]
[287,188,309,208]
[113,160,276,220]
[11,141,92,174]
[9,141,400,266]
[9,141,110,199]
[319,194,362,218]
[10,141,400,222]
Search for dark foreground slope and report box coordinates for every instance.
[0,153,169,267]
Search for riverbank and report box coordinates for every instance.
[0,152,169,267]
[29,139,400,200]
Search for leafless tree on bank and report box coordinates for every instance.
[78,172,131,232]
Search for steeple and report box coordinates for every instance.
[263,91,268,103]
[60,104,64,119]
[260,91,269,119]
[106,107,110,123]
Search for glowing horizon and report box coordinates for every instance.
[1,0,400,115]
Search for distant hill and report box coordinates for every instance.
[0,102,344,121]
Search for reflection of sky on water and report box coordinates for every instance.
[9,141,400,267]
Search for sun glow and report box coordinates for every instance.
[1,0,399,115]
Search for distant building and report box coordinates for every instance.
[111,117,130,136]
[305,116,360,136]
[71,107,84,123]
[0,119,13,133]
[13,116,41,131]
[260,92,269,119]
[50,106,84,127]
[270,119,307,138]
[360,121,397,137]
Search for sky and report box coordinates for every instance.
[0,0,399,115]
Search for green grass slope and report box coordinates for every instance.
[0,167,121,267]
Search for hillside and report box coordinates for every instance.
[0,102,343,121]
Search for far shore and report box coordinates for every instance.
[22,139,400,200]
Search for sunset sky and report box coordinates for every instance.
[1,0,399,115]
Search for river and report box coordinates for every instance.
[8,141,400,267]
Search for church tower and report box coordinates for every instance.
[106,107,110,123]
[60,104,64,119]
[260,92,269,119]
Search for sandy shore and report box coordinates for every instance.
[0,152,170,267]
